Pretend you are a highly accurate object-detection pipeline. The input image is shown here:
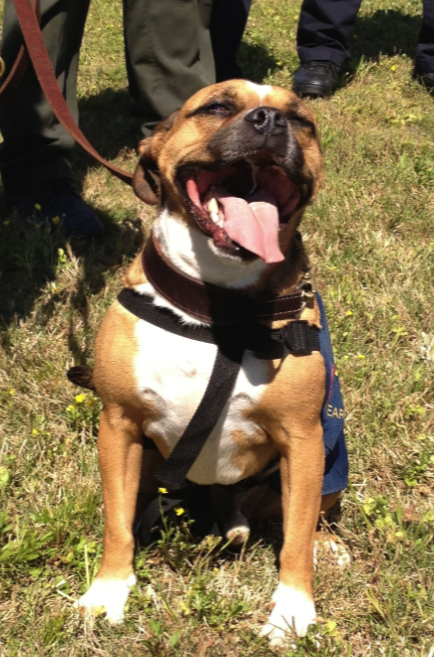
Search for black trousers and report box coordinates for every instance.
[417,0,434,71]
[0,0,250,190]
[297,0,434,71]
[211,0,252,81]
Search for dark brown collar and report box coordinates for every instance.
[142,235,308,325]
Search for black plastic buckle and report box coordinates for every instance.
[284,321,317,355]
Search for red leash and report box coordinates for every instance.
[1,0,133,186]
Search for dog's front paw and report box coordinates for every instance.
[260,584,316,647]
[75,574,136,624]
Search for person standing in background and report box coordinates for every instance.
[292,0,434,98]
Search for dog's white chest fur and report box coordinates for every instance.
[134,319,269,485]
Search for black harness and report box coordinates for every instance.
[118,288,320,491]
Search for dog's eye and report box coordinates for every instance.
[189,101,235,118]
[203,102,233,115]
[287,112,316,133]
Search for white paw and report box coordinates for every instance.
[314,535,351,570]
[75,573,136,624]
[260,584,316,647]
[226,525,250,545]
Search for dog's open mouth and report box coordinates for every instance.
[182,156,303,263]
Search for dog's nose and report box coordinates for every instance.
[244,106,287,135]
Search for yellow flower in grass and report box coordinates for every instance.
[357,354,365,360]
[66,405,75,413]
[174,507,184,516]
[9,388,15,396]
[34,203,41,210]
[32,428,39,436]
[158,487,168,494]
[75,393,86,404]
[52,216,60,225]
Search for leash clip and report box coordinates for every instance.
[0,58,5,79]
[298,270,316,309]
[301,288,315,308]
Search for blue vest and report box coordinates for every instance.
[317,292,348,495]
[267,292,348,496]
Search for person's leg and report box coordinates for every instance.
[293,0,363,98]
[0,0,103,236]
[297,0,363,68]
[415,0,434,90]
[123,0,215,137]
[0,0,90,187]
[210,0,252,82]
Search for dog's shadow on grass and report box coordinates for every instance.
[64,219,146,366]
[0,210,144,364]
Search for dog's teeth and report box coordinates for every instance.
[208,197,219,214]
[208,197,220,224]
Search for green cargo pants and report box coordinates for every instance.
[0,0,215,190]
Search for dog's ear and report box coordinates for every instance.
[132,137,160,205]
[132,110,180,205]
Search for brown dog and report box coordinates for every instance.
[74,80,341,646]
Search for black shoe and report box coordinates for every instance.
[5,178,104,238]
[293,61,340,98]
[413,68,434,94]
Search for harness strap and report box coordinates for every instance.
[118,288,216,344]
[157,340,244,489]
[118,288,320,358]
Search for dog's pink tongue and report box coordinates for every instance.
[216,189,284,264]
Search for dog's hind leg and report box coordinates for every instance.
[76,406,143,624]
[211,484,250,546]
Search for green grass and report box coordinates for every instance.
[1,0,434,654]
